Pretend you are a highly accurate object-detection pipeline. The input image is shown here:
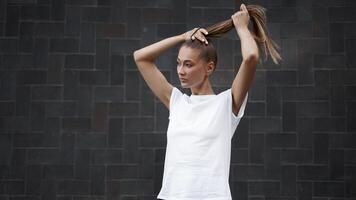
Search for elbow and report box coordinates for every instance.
[243,54,259,65]
[133,50,140,62]
[133,50,153,63]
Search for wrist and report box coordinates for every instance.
[236,27,250,35]
[177,34,186,42]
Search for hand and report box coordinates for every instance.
[181,27,209,44]
[231,4,250,31]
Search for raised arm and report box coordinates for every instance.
[231,4,259,116]
[133,28,208,109]
[133,35,185,109]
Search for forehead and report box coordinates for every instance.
[177,46,200,61]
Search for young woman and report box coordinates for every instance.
[133,3,281,200]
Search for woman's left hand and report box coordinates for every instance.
[231,4,250,30]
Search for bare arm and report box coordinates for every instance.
[231,4,259,116]
[133,27,208,109]
[133,34,185,109]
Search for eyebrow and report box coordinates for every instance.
[177,58,194,62]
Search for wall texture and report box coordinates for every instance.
[0,0,355,199]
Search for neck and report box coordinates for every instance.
[190,77,215,95]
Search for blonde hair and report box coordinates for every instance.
[181,4,282,65]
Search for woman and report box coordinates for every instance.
[133,3,281,200]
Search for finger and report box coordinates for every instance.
[201,37,208,44]
[191,35,195,40]
[241,4,247,12]
[200,28,208,35]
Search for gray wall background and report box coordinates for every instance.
[0,0,356,199]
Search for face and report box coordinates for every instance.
[176,46,214,88]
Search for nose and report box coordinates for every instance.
[177,65,185,75]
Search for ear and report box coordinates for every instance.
[206,61,215,75]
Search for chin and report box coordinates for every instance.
[180,83,190,88]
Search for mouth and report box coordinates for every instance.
[179,78,187,82]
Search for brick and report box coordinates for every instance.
[96,23,125,38]
[76,133,107,148]
[203,8,233,23]
[313,134,329,164]
[139,134,166,147]
[96,39,110,69]
[281,149,312,164]
[62,117,91,131]
[296,102,329,117]
[43,165,74,179]
[80,23,95,53]
[108,118,123,147]
[107,165,138,179]
[283,102,296,131]
[50,38,79,52]
[35,22,64,37]
[125,71,139,100]
[51,0,64,20]
[0,38,18,53]
[313,117,345,132]
[329,150,344,180]
[34,38,49,68]
[19,22,34,36]
[281,165,296,195]
[267,7,298,23]
[251,117,281,132]
[90,166,105,195]
[31,86,62,100]
[231,165,264,181]
[249,134,264,164]
[266,133,296,148]
[27,149,60,164]
[281,23,313,39]
[111,39,140,54]
[91,149,122,164]
[57,180,90,195]
[109,102,139,116]
[329,23,344,53]
[123,134,139,163]
[297,165,329,180]
[189,0,233,8]
[248,181,280,196]
[5,6,20,36]
[125,117,154,132]
[65,6,80,36]
[329,6,356,22]
[142,8,171,23]
[314,54,345,69]
[346,39,356,68]
[0,102,14,116]
[13,133,60,148]
[266,70,297,85]
[313,181,344,197]
[266,86,281,116]
[65,55,94,69]
[94,86,124,102]
[79,70,109,85]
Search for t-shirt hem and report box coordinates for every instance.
[157,195,232,200]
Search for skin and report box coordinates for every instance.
[133,3,259,116]
[176,45,215,95]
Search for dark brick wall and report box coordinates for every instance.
[0,0,355,199]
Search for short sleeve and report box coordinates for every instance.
[227,89,248,136]
[168,87,183,119]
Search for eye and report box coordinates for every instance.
[185,63,192,67]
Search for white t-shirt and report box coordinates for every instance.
[157,86,248,200]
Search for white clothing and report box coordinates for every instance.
[157,86,248,200]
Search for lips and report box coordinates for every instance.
[179,78,187,81]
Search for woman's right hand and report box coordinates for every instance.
[181,27,209,44]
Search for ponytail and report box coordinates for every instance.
[204,4,282,65]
